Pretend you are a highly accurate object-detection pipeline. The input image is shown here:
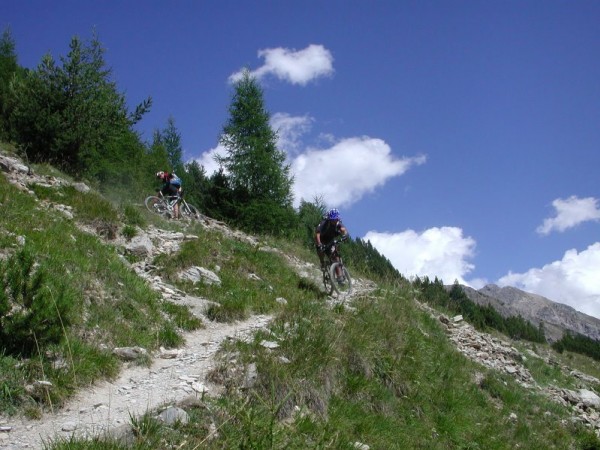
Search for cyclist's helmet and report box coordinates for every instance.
[327,208,340,220]
[156,171,165,179]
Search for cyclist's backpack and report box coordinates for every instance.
[170,173,182,187]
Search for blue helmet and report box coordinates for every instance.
[327,208,340,220]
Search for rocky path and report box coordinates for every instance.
[0,315,271,449]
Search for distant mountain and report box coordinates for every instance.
[455,284,600,343]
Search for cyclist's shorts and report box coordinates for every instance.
[161,184,179,197]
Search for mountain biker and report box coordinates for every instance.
[315,208,349,285]
[156,171,182,219]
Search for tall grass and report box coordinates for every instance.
[154,229,318,322]
[56,280,599,449]
[0,175,200,414]
[2,163,600,449]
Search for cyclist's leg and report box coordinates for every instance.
[166,186,180,219]
[317,246,326,268]
[332,255,343,280]
[174,187,184,218]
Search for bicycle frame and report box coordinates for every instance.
[157,191,180,206]
[159,192,191,214]
[146,191,201,221]
[324,239,344,267]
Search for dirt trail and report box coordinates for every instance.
[0,314,271,449]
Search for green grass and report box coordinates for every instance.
[56,283,599,449]
[30,161,75,181]
[0,353,27,415]
[0,174,200,413]
[2,155,600,449]
[29,183,119,226]
[165,285,596,449]
[154,229,320,322]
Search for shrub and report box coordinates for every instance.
[121,224,137,240]
[122,203,145,227]
[0,249,74,356]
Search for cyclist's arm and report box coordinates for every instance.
[315,220,325,247]
[315,231,322,247]
[339,224,348,238]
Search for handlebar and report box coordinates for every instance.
[323,235,349,251]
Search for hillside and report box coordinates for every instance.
[2,149,600,449]
[457,284,600,343]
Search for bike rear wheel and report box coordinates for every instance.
[330,263,352,296]
[145,196,168,216]
[181,202,200,220]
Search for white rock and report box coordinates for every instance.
[580,389,600,408]
[260,340,279,349]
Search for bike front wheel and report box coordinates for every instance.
[322,267,335,296]
[330,263,352,296]
[145,196,168,216]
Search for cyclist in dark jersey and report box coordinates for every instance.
[315,208,349,284]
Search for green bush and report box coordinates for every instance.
[122,203,145,227]
[121,224,137,240]
[0,249,74,356]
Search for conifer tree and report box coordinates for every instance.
[297,197,326,244]
[8,32,151,177]
[217,71,295,233]
[182,159,210,213]
[0,28,20,139]
[153,116,183,171]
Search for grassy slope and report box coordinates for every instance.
[0,156,599,449]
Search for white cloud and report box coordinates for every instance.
[498,243,600,318]
[193,144,227,176]
[196,113,315,172]
[537,196,600,235]
[271,112,314,155]
[291,136,426,208]
[195,114,423,210]
[230,44,334,85]
[364,227,476,285]
[468,278,489,290]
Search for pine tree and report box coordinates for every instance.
[0,27,20,139]
[8,32,151,176]
[153,116,183,172]
[218,71,294,211]
[297,197,326,244]
[181,159,210,213]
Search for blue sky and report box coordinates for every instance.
[4,1,600,317]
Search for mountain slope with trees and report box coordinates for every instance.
[456,283,600,344]
[2,150,600,448]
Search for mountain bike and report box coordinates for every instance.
[144,191,201,220]
[321,237,352,296]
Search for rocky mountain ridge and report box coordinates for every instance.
[457,283,600,343]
